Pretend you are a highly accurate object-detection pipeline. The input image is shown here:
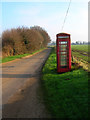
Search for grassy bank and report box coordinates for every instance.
[2,48,46,63]
[42,47,88,119]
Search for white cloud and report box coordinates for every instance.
[18,6,41,16]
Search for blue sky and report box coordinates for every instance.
[1,0,88,42]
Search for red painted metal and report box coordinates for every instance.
[56,33,71,73]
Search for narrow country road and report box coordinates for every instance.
[2,48,52,118]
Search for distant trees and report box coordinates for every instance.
[2,26,51,57]
[71,41,89,45]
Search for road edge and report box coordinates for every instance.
[2,48,47,65]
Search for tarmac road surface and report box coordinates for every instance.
[2,48,52,118]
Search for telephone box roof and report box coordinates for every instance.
[56,33,70,36]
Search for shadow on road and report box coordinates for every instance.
[2,76,51,118]
[2,74,39,78]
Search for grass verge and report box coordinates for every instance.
[2,48,46,63]
[42,47,88,119]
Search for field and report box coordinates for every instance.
[71,45,89,71]
[71,45,89,62]
[71,45,89,52]
[42,47,88,119]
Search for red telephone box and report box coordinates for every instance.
[56,33,71,73]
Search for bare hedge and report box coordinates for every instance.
[2,26,51,57]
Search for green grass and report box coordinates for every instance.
[42,47,88,119]
[2,48,45,63]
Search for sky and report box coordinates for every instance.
[1,0,89,43]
